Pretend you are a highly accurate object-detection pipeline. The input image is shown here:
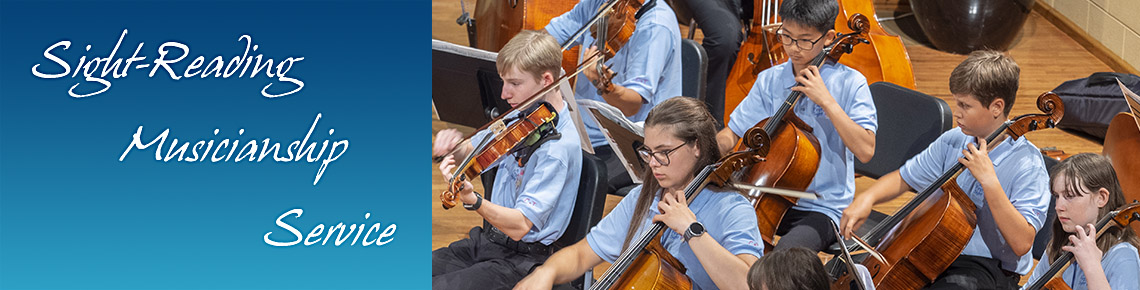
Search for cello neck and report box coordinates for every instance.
[590,163,719,290]
[762,43,833,136]
[863,121,1014,245]
[1025,211,1119,290]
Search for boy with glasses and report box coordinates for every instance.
[715,0,878,253]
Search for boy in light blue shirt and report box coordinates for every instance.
[544,0,682,194]
[841,50,1050,289]
[432,31,583,290]
[716,0,878,253]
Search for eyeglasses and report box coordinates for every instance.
[776,27,827,50]
[637,141,689,166]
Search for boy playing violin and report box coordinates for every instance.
[432,31,584,290]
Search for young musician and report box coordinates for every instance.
[543,0,683,194]
[1022,153,1140,290]
[716,0,878,252]
[840,50,1051,289]
[515,97,763,290]
[432,31,583,290]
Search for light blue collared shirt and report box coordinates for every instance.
[1022,243,1140,290]
[727,61,877,223]
[471,103,583,245]
[545,0,682,147]
[585,185,764,290]
[898,127,1050,274]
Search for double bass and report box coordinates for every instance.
[1023,203,1140,290]
[466,0,579,73]
[723,0,916,124]
[830,93,1065,289]
[732,14,871,251]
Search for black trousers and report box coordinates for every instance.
[677,0,742,125]
[773,208,837,252]
[925,255,1021,290]
[432,227,550,290]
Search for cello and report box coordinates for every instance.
[1023,203,1140,290]
[731,14,871,251]
[829,93,1065,289]
[591,121,774,290]
[1103,80,1140,235]
[723,0,916,124]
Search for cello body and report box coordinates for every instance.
[723,0,915,124]
[1103,113,1140,235]
[838,179,977,289]
[734,116,820,250]
[608,238,692,290]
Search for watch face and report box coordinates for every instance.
[690,222,705,235]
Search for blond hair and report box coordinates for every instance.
[949,50,1020,115]
[496,30,562,80]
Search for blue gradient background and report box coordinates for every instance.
[0,0,428,289]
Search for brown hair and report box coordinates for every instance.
[748,247,829,290]
[496,30,562,80]
[621,97,724,250]
[1046,153,1140,263]
[948,49,1020,115]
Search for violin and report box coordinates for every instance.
[437,52,606,209]
[829,93,1065,289]
[732,14,871,251]
[723,0,916,124]
[586,0,653,95]
[1024,203,1140,290]
[591,124,773,290]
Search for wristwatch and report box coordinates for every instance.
[683,222,705,243]
[463,192,483,211]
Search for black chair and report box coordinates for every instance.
[855,82,954,179]
[681,38,708,103]
[480,150,608,289]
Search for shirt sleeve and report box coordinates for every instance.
[515,151,574,231]
[709,194,764,258]
[1104,244,1140,290]
[727,73,775,137]
[586,186,643,263]
[1004,151,1050,231]
[843,76,877,133]
[1020,253,1050,290]
[899,130,953,191]
[617,22,676,105]
[543,0,598,47]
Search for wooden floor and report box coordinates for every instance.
[431,0,1114,283]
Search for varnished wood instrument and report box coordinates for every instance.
[732,14,871,251]
[829,93,1065,289]
[1104,80,1140,235]
[1024,203,1140,290]
[438,52,606,209]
